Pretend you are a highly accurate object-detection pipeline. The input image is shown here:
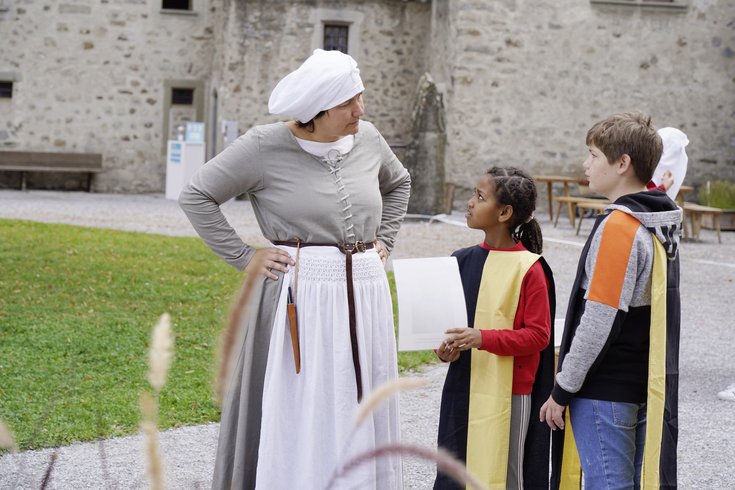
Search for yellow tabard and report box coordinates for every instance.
[466,250,539,490]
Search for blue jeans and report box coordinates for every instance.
[569,398,647,490]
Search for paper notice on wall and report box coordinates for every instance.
[393,256,467,352]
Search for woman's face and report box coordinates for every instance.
[314,92,364,140]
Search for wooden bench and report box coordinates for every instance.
[534,175,580,223]
[574,199,611,235]
[0,151,104,191]
[683,202,722,243]
[553,195,608,228]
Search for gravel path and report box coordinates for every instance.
[1,190,734,489]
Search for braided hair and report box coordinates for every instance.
[485,166,543,254]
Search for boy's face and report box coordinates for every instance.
[583,144,618,197]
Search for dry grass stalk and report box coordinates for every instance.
[39,451,57,490]
[96,411,111,488]
[215,269,261,402]
[0,420,17,452]
[354,377,428,428]
[148,313,173,393]
[326,443,488,490]
[140,392,165,490]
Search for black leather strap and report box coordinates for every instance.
[273,240,374,402]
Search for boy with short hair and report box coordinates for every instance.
[540,112,682,489]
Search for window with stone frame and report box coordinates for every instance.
[171,88,194,105]
[162,0,191,11]
[324,24,349,53]
[0,81,12,98]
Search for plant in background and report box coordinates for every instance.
[325,377,489,490]
[700,180,735,209]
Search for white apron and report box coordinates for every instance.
[255,245,402,490]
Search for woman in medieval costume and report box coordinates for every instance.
[179,49,410,490]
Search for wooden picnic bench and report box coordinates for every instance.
[0,151,104,192]
[573,199,611,235]
[553,195,607,228]
[683,202,722,243]
[565,197,722,244]
[534,175,580,224]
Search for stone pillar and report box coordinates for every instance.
[404,73,447,215]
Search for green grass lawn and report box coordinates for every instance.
[0,219,435,450]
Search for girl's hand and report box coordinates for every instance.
[374,240,388,266]
[245,247,295,281]
[444,328,482,351]
[436,339,461,362]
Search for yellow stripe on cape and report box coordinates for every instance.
[558,214,669,489]
[641,236,668,487]
[466,250,539,490]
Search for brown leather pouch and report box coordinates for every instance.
[287,302,300,373]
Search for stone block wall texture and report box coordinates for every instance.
[438,0,735,199]
[0,0,216,192]
[210,0,431,152]
[1,0,733,195]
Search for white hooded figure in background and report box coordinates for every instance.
[651,127,689,201]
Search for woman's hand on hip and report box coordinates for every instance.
[374,240,388,266]
[245,247,295,281]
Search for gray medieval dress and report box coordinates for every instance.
[179,121,410,490]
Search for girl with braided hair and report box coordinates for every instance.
[434,167,557,490]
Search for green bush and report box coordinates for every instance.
[700,180,735,209]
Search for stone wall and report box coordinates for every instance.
[210,0,431,154]
[0,0,216,192]
[438,0,735,200]
[2,0,733,196]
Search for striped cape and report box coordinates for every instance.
[552,207,681,489]
[435,245,557,490]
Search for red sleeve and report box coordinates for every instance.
[479,261,551,356]
[646,180,665,192]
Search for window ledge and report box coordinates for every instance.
[590,0,688,10]
[159,9,198,16]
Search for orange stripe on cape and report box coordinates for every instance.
[587,211,639,308]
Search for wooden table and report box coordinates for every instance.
[574,200,611,235]
[683,202,722,243]
[534,175,580,224]
[568,185,698,238]
[676,185,694,239]
[553,195,607,228]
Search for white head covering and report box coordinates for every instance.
[652,127,689,200]
[268,49,364,123]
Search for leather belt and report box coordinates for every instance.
[273,240,375,402]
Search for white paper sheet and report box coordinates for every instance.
[393,256,468,351]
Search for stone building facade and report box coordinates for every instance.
[0,0,733,199]
[432,0,735,196]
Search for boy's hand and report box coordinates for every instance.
[540,395,566,430]
[444,328,482,351]
[436,340,460,362]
